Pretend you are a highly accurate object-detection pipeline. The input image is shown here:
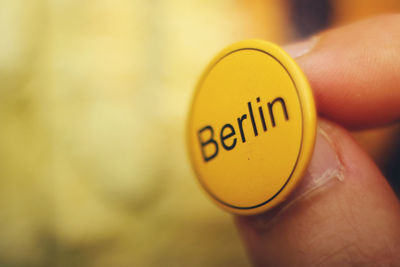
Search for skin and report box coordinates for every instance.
[235,14,400,266]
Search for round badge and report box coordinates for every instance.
[187,40,316,215]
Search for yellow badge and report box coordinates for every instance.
[187,40,316,215]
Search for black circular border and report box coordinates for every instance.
[193,48,304,210]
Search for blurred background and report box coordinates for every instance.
[0,0,399,266]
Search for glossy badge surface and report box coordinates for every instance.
[187,40,316,215]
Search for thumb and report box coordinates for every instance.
[235,15,400,266]
[235,120,400,266]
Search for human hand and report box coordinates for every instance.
[236,14,400,266]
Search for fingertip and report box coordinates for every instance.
[291,15,400,129]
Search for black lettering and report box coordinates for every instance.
[268,97,289,127]
[195,96,291,161]
[257,97,267,132]
[248,101,258,137]
[220,124,237,150]
[237,114,247,143]
[198,125,218,162]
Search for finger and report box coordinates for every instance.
[235,120,400,266]
[285,14,400,129]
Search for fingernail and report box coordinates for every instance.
[269,122,344,216]
[283,36,319,59]
[241,121,344,230]
[288,122,345,203]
